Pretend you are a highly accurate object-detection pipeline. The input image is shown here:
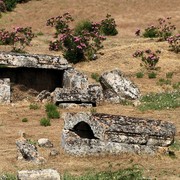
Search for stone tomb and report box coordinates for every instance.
[0,52,70,92]
[62,112,176,155]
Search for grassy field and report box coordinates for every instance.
[0,0,180,179]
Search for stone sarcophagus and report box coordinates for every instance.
[62,112,176,155]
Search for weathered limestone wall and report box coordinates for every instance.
[62,112,176,155]
[0,78,10,104]
[0,51,71,70]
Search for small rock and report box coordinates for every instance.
[38,138,53,148]
[133,100,141,107]
[17,169,61,180]
[50,149,60,156]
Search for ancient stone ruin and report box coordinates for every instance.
[0,52,102,106]
[62,112,176,155]
[0,51,141,106]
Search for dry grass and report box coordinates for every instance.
[0,0,180,179]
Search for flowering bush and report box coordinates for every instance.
[0,27,35,52]
[46,13,74,37]
[0,0,6,13]
[136,17,176,41]
[3,0,17,11]
[167,34,180,53]
[47,13,106,63]
[100,14,118,36]
[0,0,31,12]
[133,49,161,70]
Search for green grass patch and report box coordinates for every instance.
[29,103,40,110]
[45,103,60,119]
[40,117,51,126]
[138,91,180,111]
[21,118,28,122]
[136,72,144,78]
[0,173,17,180]
[170,140,180,151]
[63,166,147,180]
[91,73,100,82]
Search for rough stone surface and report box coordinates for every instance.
[36,90,51,102]
[99,69,141,102]
[0,51,70,70]
[50,149,60,156]
[53,84,103,106]
[38,138,53,148]
[0,78,10,104]
[59,103,93,109]
[16,138,45,164]
[62,112,176,155]
[17,169,60,180]
[63,68,89,91]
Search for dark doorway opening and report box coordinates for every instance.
[71,121,98,139]
[0,67,64,92]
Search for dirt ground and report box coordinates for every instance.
[0,0,180,179]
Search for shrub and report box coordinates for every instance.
[0,1,6,12]
[74,20,92,35]
[139,17,176,41]
[136,72,144,78]
[133,49,161,70]
[148,72,157,79]
[0,27,35,52]
[22,118,28,122]
[47,13,118,63]
[3,0,17,11]
[46,13,74,37]
[167,34,180,53]
[143,25,159,38]
[47,110,60,119]
[40,117,51,126]
[45,103,60,119]
[100,14,118,36]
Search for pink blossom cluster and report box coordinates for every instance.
[133,49,161,70]
[167,34,180,53]
[0,27,35,52]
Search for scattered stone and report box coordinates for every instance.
[17,169,60,180]
[133,100,141,107]
[36,90,51,102]
[0,78,10,104]
[62,112,176,155]
[50,149,60,156]
[38,138,53,148]
[63,68,89,91]
[99,69,141,103]
[16,138,45,164]
[53,84,103,106]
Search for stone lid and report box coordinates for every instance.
[0,51,71,70]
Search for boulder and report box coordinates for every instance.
[17,169,60,180]
[50,149,60,156]
[38,138,53,148]
[63,68,89,92]
[0,78,10,104]
[36,90,51,102]
[53,84,103,106]
[62,112,176,155]
[99,69,140,103]
[16,138,45,164]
